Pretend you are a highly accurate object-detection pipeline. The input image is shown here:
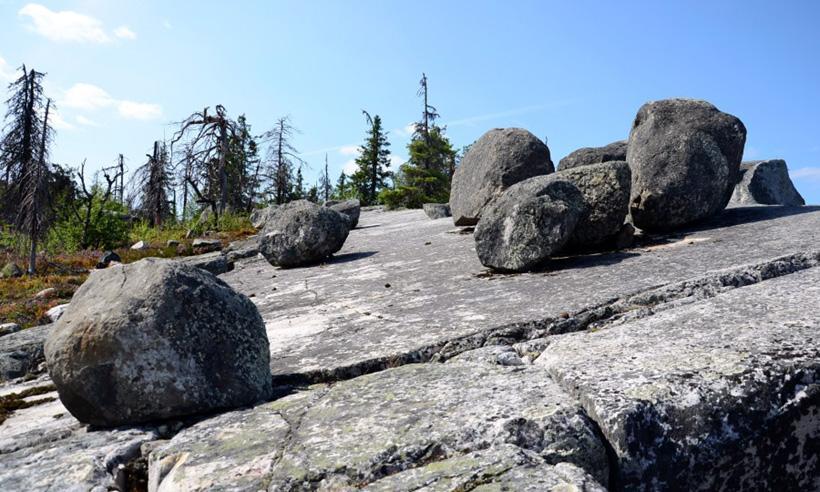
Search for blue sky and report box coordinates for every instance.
[1,0,819,203]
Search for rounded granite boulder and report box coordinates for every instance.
[325,198,361,229]
[259,200,350,268]
[450,128,554,226]
[474,177,585,272]
[558,140,627,170]
[44,258,272,427]
[627,98,747,231]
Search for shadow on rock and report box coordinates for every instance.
[683,205,819,233]
[327,251,378,264]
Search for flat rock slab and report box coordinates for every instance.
[221,206,820,382]
[0,374,159,491]
[536,266,820,491]
[148,357,608,491]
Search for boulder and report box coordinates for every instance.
[45,304,68,322]
[0,323,50,381]
[558,140,627,170]
[96,250,121,269]
[166,240,180,248]
[555,160,632,249]
[422,202,451,219]
[627,98,747,231]
[731,159,805,206]
[130,240,149,250]
[325,198,361,228]
[176,251,234,275]
[1,262,23,278]
[249,205,278,230]
[474,177,585,272]
[44,258,272,426]
[258,200,350,268]
[450,128,554,226]
[0,323,21,337]
[33,288,57,300]
[191,238,222,253]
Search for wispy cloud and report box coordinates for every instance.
[0,55,16,82]
[75,115,99,127]
[445,100,577,128]
[18,4,137,44]
[49,109,74,130]
[391,122,417,140]
[113,25,137,40]
[790,167,820,181]
[338,145,360,156]
[60,82,163,121]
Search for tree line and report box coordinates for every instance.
[0,66,462,275]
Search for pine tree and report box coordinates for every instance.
[333,171,355,200]
[318,153,332,202]
[260,116,303,205]
[351,111,392,206]
[290,165,305,200]
[134,141,174,226]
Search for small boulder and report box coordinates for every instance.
[44,258,272,426]
[423,203,451,219]
[325,199,361,229]
[250,205,278,230]
[558,140,627,170]
[166,240,180,249]
[450,128,554,226]
[731,159,805,206]
[554,161,632,249]
[45,303,69,322]
[33,287,57,300]
[1,262,23,278]
[0,323,21,337]
[627,98,747,230]
[474,177,585,272]
[96,250,121,269]
[192,238,222,253]
[259,200,350,268]
[131,240,149,250]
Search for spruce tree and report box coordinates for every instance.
[351,111,392,206]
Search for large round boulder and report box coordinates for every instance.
[450,128,554,226]
[731,159,805,206]
[555,161,632,249]
[259,200,350,268]
[44,258,272,427]
[627,99,747,231]
[558,140,627,170]
[325,199,361,228]
[474,177,585,272]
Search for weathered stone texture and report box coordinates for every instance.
[731,159,805,206]
[558,139,627,170]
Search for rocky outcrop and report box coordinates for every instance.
[176,250,234,275]
[0,324,50,382]
[326,198,361,228]
[44,258,272,426]
[148,358,609,490]
[259,200,350,268]
[558,140,627,170]
[627,98,747,231]
[450,128,554,226]
[474,177,584,272]
[422,202,451,219]
[537,266,820,490]
[555,160,631,249]
[191,238,221,252]
[96,250,121,269]
[731,159,805,206]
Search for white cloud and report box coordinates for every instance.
[389,154,406,167]
[75,115,99,126]
[49,109,74,130]
[0,55,17,81]
[117,100,162,120]
[342,160,358,175]
[61,83,115,110]
[18,3,110,43]
[392,122,417,139]
[790,167,820,181]
[339,145,361,156]
[113,25,136,40]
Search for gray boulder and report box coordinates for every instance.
[474,177,585,272]
[450,128,554,226]
[325,198,361,228]
[422,202,451,219]
[176,251,234,275]
[44,258,272,426]
[1,262,23,278]
[731,159,805,206]
[0,323,50,382]
[191,238,222,252]
[627,98,747,230]
[0,322,21,337]
[249,205,278,229]
[259,200,350,268]
[45,303,68,322]
[555,160,632,249]
[558,140,627,170]
[96,250,121,269]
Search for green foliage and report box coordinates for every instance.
[378,163,450,209]
[350,112,392,205]
[48,193,130,252]
[332,172,358,200]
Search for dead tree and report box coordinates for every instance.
[259,116,304,205]
[70,160,121,249]
[19,98,52,274]
[133,141,174,226]
[172,106,237,218]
